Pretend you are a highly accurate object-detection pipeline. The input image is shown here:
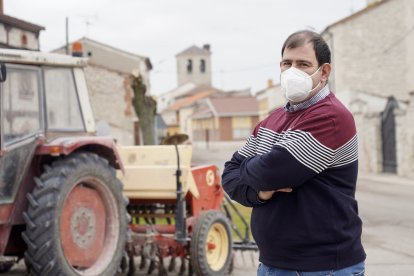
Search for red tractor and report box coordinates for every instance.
[0,49,128,275]
[0,49,255,276]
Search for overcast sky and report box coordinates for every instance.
[6,0,366,95]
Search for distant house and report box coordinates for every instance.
[321,0,414,177]
[161,85,224,139]
[255,80,286,120]
[192,96,259,142]
[157,82,198,113]
[0,7,44,50]
[53,37,153,145]
[255,89,268,121]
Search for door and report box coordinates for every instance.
[0,64,43,204]
[381,96,398,173]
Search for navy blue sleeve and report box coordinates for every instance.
[222,152,266,207]
[240,145,318,191]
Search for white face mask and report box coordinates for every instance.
[280,66,322,103]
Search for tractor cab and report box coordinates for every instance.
[0,50,95,202]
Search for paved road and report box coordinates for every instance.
[357,173,414,275]
[4,144,414,275]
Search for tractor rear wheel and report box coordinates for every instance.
[22,152,128,276]
[190,210,233,276]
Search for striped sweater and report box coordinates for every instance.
[222,91,366,271]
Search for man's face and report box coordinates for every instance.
[280,42,329,90]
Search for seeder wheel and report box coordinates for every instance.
[190,210,233,276]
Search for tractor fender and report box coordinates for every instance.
[36,136,125,173]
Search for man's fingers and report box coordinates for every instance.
[258,190,276,201]
[259,188,293,200]
[276,188,293,193]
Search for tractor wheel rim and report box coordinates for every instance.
[60,177,120,275]
[205,222,229,271]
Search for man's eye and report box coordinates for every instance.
[281,62,291,67]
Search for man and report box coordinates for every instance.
[222,30,366,275]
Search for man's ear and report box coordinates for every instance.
[321,63,331,82]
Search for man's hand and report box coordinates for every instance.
[258,188,293,201]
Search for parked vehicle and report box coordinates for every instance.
[0,49,255,276]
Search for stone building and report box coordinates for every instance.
[53,38,152,145]
[158,44,212,112]
[176,44,212,87]
[321,0,414,177]
[0,2,44,50]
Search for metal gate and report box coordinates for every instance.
[381,96,398,173]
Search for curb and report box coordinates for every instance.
[358,172,414,187]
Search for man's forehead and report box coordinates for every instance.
[282,43,317,62]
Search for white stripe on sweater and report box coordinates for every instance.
[238,127,358,173]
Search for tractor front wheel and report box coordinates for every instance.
[22,152,128,276]
[190,210,233,276]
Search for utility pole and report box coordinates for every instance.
[65,17,69,55]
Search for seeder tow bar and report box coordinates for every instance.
[222,194,259,252]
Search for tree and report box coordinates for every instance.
[130,73,157,145]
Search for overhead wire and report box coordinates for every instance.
[152,61,279,75]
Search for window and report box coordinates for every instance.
[232,116,252,139]
[187,59,193,73]
[2,65,42,144]
[44,67,84,130]
[21,33,28,48]
[232,128,251,139]
[200,59,206,73]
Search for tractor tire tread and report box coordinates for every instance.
[22,152,128,276]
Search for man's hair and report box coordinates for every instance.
[281,30,331,66]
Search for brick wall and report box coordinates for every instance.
[219,117,232,141]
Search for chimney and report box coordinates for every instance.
[366,0,382,6]
[0,0,3,15]
[267,79,274,88]
[203,44,211,51]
